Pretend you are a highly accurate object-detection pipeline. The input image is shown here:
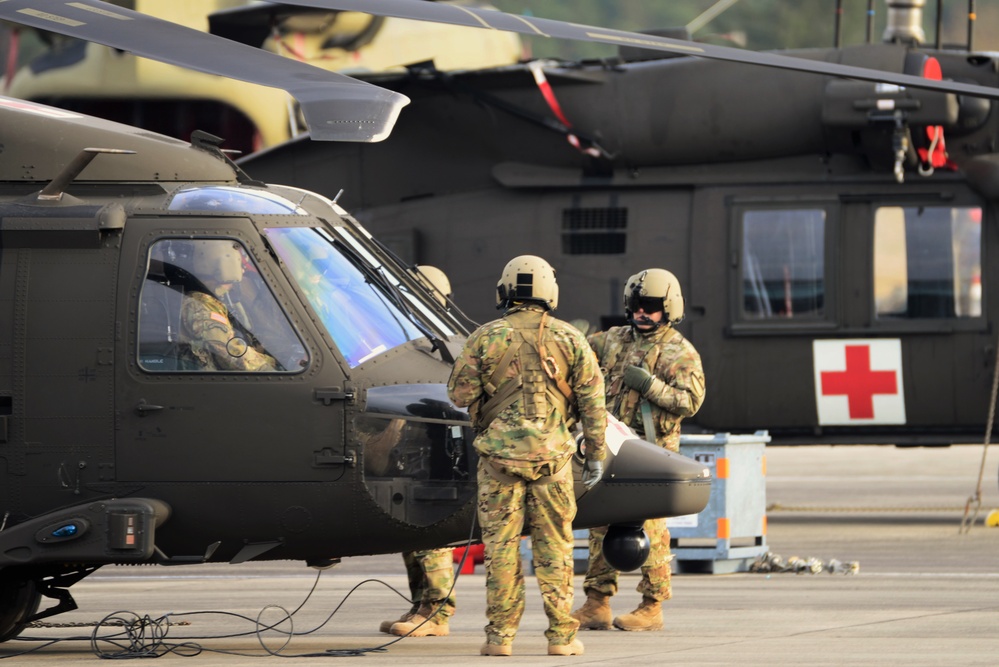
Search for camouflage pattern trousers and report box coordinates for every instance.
[584,518,672,601]
[476,457,579,646]
[403,548,456,619]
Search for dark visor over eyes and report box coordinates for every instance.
[629,296,663,313]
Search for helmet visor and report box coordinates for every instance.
[627,295,664,314]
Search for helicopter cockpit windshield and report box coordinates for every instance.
[168,185,309,215]
[263,225,456,367]
[165,184,457,367]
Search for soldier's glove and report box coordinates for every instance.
[623,365,655,395]
[581,459,604,490]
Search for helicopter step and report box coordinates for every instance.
[0,498,171,642]
[0,498,170,568]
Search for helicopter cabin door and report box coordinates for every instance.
[690,183,990,443]
[115,223,345,482]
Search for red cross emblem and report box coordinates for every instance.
[813,340,906,425]
[820,345,898,419]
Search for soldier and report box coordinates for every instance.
[380,269,458,638]
[379,548,456,637]
[448,255,606,657]
[180,239,276,371]
[572,268,705,632]
[376,266,455,637]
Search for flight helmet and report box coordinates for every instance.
[623,268,684,326]
[496,255,559,311]
[192,239,244,287]
[413,265,452,307]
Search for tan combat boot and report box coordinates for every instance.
[379,605,418,634]
[389,605,450,637]
[612,597,663,631]
[548,637,585,656]
[480,642,513,656]
[571,590,612,630]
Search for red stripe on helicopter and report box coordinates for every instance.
[919,57,951,169]
[528,61,602,158]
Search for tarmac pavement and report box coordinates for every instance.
[3,444,998,666]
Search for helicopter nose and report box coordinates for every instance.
[572,437,712,528]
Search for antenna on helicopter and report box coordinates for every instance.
[36,147,135,202]
[190,130,264,186]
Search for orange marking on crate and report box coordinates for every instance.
[716,458,729,479]
[717,517,731,539]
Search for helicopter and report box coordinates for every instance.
[230,0,999,447]
[0,0,723,645]
[7,2,999,447]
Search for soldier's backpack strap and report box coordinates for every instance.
[483,334,522,397]
[537,311,575,403]
[616,327,677,428]
[474,310,575,431]
[636,332,672,440]
[473,323,524,430]
[522,311,576,428]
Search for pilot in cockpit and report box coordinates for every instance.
[179,240,277,372]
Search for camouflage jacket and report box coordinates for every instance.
[448,304,606,464]
[588,324,705,451]
[180,291,276,372]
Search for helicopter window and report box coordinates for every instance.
[359,385,472,482]
[138,239,308,373]
[740,209,826,320]
[329,227,457,335]
[263,227,427,367]
[167,186,308,215]
[874,206,982,319]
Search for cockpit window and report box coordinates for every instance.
[168,186,308,215]
[138,238,308,373]
[264,226,430,367]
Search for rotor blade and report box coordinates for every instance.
[272,0,999,102]
[0,0,409,141]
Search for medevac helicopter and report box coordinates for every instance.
[9,2,999,447]
[234,0,999,447]
[0,0,727,644]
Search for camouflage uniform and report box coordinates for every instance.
[448,303,606,649]
[180,290,276,371]
[402,548,456,620]
[380,547,456,636]
[583,324,704,603]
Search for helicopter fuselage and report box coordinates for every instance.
[241,42,999,446]
[0,97,710,640]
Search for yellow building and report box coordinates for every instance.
[1,0,522,153]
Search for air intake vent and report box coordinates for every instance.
[562,207,627,255]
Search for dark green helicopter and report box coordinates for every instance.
[231,0,999,447]
[0,0,718,643]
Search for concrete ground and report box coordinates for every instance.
[4,444,998,666]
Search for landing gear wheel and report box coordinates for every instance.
[0,574,41,642]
